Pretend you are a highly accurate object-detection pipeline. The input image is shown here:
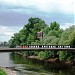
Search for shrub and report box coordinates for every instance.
[38,51,49,60]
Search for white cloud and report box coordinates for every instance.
[4,32,14,36]
[0,25,22,41]
[0,25,14,36]
[60,23,75,30]
[0,0,74,41]
[0,0,74,14]
[0,25,13,41]
[0,0,17,5]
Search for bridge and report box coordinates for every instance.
[0,48,75,52]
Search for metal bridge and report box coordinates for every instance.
[0,48,75,52]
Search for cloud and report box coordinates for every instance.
[0,0,74,14]
[0,0,74,42]
[0,25,14,36]
[0,11,29,26]
[60,23,75,30]
[0,25,22,41]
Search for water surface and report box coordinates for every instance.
[0,52,75,75]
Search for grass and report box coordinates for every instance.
[0,68,7,75]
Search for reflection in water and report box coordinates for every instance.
[10,52,75,75]
[0,52,14,67]
[0,52,75,75]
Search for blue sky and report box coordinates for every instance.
[0,0,74,42]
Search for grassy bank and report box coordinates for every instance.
[0,68,7,75]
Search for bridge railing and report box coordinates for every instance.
[16,45,75,48]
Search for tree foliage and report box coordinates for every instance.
[9,17,75,61]
[38,51,49,60]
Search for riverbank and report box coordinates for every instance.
[28,56,75,69]
[0,67,16,75]
[15,52,75,69]
[0,67,7,75]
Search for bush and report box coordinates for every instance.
[0,69,7,75]
[38,51,49,60]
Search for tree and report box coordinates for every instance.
[50,21,60,30]
[43,26,50,35]
[58,25,75,61]
[9,17,75,62]
[59,25,75,45]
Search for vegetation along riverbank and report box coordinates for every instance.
[0,67,16,75]
[14,51,75,70]
[0,67,7,75]
[9,17,75,67]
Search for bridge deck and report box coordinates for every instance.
[0,48,75,52]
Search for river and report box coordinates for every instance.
[0,52,75,75]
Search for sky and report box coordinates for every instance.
[0,0,75,42]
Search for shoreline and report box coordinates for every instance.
[15,52,75,69]
[28,56,75,69]
[0,67,16,75]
